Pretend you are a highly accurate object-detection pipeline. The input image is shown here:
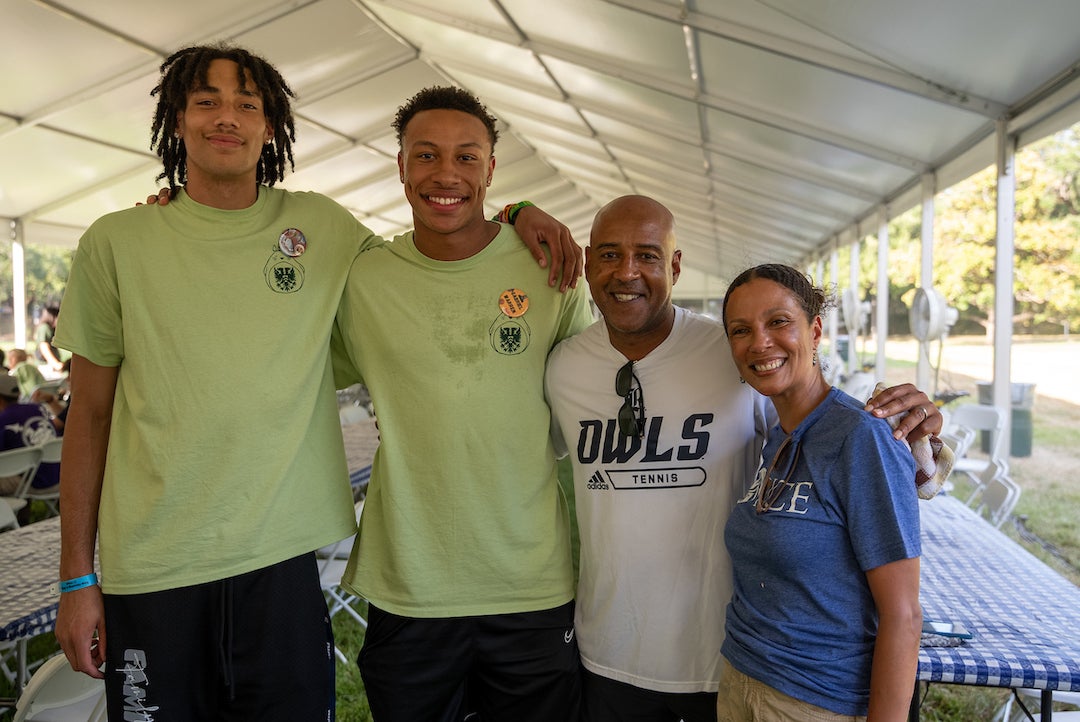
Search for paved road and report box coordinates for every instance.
[855,337,1080,406]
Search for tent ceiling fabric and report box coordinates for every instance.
[4,0,1080,283]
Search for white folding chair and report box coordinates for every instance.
[962,457,1010,507]
[7,441,59,518]
[24,438,62,517]
[0,497,20,532]
[37,438,62,465]
[948,403,1007,477]
[971,473,1021,529]
[0,447,43,514]
[996,688,1080,721]
[940,424,976,460]
[11,653,106,722]
[936,425,977,494]
[318,500,367,663]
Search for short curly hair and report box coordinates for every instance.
[722,263,831,331]
[392,86,499,150]
[149,44,297,192]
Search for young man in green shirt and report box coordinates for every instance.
[331,87,594,722]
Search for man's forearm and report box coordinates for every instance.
[58,401,110,578]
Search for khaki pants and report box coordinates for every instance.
[716,659,866,722]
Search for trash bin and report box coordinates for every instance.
[835,334,850,367]
[975,382,1035,457]
[1011,408,1033,457]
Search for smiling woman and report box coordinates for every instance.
[717,263,923,722]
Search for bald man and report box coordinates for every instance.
[544,195,940,722]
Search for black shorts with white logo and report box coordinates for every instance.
[102,553,334,722]
[359,600,582,722]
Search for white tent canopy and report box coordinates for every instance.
[4,0,1080,410]
[5,0,1080,269]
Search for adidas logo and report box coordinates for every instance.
[586,471,609,490]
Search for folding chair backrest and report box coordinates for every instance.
[977,457,1009,485]
[963,457,1009,508]
[974,474,1021,529]
[38,437,63,465]
[948,403,1007,460]
[0,446,44,500]
[940,425,976,459]
[11,653,105,722]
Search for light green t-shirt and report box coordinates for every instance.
[332,223,595,617]
[11,362,45,399]
[55,187,382,594]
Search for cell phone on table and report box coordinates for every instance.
[922,619,973,639]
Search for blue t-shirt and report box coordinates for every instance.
[0,402,59,488]
[722,387,920,716]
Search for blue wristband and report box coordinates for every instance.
[58,573,99,593]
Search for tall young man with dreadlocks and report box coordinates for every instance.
[53,45,369,720]
[52,45,577,720]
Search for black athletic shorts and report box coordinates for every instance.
[102,552,335,721]
[359,600,582,722]
[583,668,718,722]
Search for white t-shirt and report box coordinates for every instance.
[545,306,770,693]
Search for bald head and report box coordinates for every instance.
[590,195,676,252]
[586,195,681,358]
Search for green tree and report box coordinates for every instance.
[853,123,1080,337]
[0,242,73,321]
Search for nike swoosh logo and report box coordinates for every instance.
[564,629,575,644]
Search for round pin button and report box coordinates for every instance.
[279,228,307,257]
[499,288,529,317]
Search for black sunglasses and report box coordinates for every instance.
[615,360,646,438]
[756,435,802,514]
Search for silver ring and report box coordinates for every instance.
[919,406,928,420]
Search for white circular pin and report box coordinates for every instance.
[279,228,307,257]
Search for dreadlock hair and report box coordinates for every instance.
[149,44,297,193]
[392,86,499,150]
[721,263,833,332]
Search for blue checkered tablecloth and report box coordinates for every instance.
[918,493,1080,692]
[0,516,63,643]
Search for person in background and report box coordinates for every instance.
[6,348,46,400]
[330,86,594,722]
[35,305,65,373]
[718,263,921,722]
[545,197,937,722]
[54,43,580,721]
[32,367,70,435]
[0,374,59,523]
